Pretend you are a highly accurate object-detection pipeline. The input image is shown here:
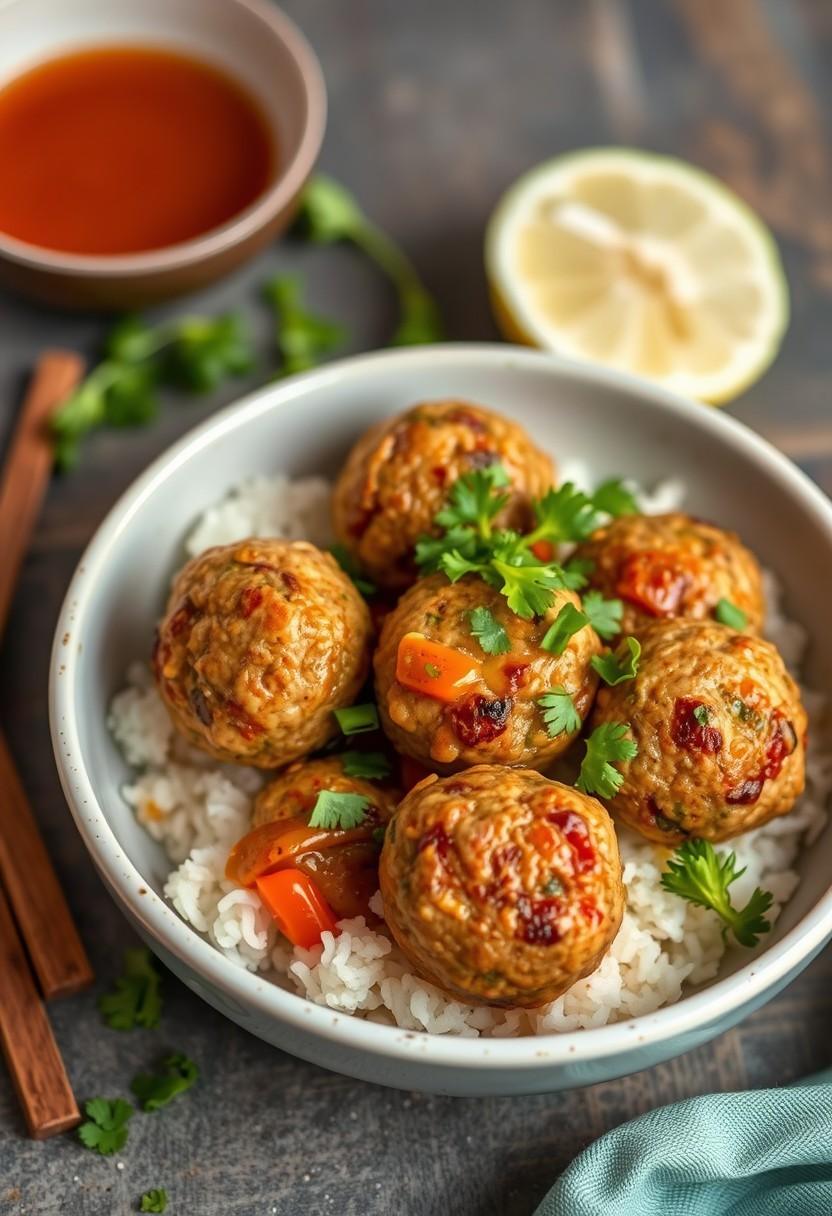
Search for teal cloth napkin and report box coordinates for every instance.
[535,1069,832,1216]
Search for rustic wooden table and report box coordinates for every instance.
[1,1,831,1212]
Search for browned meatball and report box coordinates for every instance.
[590,619,806,843]
[374,574,602,771]
[253,756,399,827]
[153,539,372,767]
[332,400,554,591]
[572,512,765,637]
[380,766,624,1007]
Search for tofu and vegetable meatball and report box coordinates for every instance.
[227,756,399,925]
[332,400,554,592]
[153,539,372,767]
[572,512,764,637]
[380,766,624,1007]
[591,618,806,843]
[374,574,602,770]
[252,756,399,827]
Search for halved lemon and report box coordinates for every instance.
[485,148,789,403]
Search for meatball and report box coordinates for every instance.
[380,765,624,1007]
[374,573,601,770]
[590,618,806,843]
[253,756,399,827]
[572,512,764,637]
[153,539,372,767]
[332,400,554,591]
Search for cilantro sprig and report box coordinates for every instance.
[591,636,641,686]
[131,1053,199,1112]
[308,790,370,830]
[660,839,773,947]
[576,722,638,798]
[98,948,162,1031]
[469,605,511,655]
[297,175,443,345]
[140,1190,168,1213]
[263,275,345,377]
[77,1098,133,1155]
[538,688,581,737]
[52,314,254,468]
[416,467,638,621]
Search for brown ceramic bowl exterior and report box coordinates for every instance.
[0,0,326,310]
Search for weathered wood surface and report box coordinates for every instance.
[1,1,831,1211]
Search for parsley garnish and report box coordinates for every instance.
[435,463,510,533]
[263,275,345,377]
[77,1098,133,1155]
[330,544,376,596]
[715,598,748,630]
[576,723,638,798]
[591,637,641,686]
[469,606,511,655]
[131,1053,199,1112]
[340,751,390,780]
[140,1190,168,1213]
[334,703,379,735]
[297,175,443,346]
[538,688,581,737]
[540,602,588,655]
[581,591,622,640]
[98,948,162,1031]
[660,839,773,947]
[52,314,253,468]
[525,483,604,546]
[591,478,639,517]
[308,790,370,830]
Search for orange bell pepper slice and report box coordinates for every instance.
[255,869,338,948]
[395,632,482,703]
[226,817,369,888]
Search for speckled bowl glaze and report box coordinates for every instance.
[50,346,832,1096]
[0,0,325,309]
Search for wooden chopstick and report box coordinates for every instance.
[0,351,93,998]
[0,881,81,1138]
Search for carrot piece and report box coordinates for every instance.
[530,539,554,562]
[395,632,482,702]
[255,869,338,948]
[226,817,368,887]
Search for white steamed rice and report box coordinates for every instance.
[108,474,831,1037]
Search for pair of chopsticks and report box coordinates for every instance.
[0,352,94,1138]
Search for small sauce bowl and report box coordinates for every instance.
[0,0,326,310]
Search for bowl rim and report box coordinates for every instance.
[0,0,326,277]
[49,343,832,1071]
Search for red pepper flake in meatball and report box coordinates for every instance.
[726,712,795,805]
[514,894,564,945]
[671,698,723,754]
[616,550,690,616]
[225,698,265,741]
[448,695,511,746]
[502,662,530,694]
[168,598,196,637]
[239,587,264,618]
[417,823,452,862]
[547,810,596,872]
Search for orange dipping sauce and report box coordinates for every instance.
[0,46,276,256]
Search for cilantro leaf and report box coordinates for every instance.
[538,687,581,737]
[581,591,622,640]
[98,948,163,1031]
[140,1190,168,1213]
[131,1053,199,1112]
[296,175,443,345]
[330,543,376,596]
[562,556,594,590]
[263,275,345,377]
[469,606,510,655]
[576,722,638,799]
[308,790,370,830]
[163,314,254,391]
[340,752,391,780]
[415,525,480,573]
[77,1098,133,1155]
[660,838,773,947]
[540,602,588,654]
[435,465,510,533]
[715,598,748,630]
[529,483,604,545]
[591,636,641,686]
[592,478,640,517]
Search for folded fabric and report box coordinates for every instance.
[535,1068,832,1216]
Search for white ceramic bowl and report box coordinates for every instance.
[50,345,832,1096]
[0,0,326,308]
